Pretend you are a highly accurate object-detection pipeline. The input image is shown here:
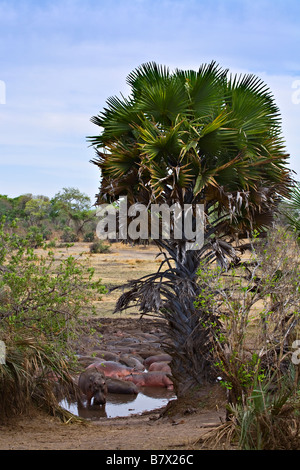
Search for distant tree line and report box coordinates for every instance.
[0,187,98,244]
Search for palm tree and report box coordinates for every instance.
[88,62,293,397]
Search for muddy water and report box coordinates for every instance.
[61,387,176,420]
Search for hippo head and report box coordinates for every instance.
[89,373,108,405]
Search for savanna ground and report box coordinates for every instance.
[0,242,228,451]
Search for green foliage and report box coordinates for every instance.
[84,231,95,242]
[227,368,300,450]
[89,61,292,240]
[196,228,300,449]
[0,334,81,421]
[0,219,107,419]
[61,226,79,243]
[200,367,300,450]
[24,197,51,224]
[0,187,97,242]
[197,228,300,401]
[51,187,91,213]
[25,225,45,247]
[0,196,14,219]
[51,187,96,237]
[0,219,106,352]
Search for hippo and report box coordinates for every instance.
[106,377,139,395]
[77,355,101,368]
[124,371,174,390]
[94,350,119,362]
[87,360,136,379]
[148,361,172,374]
[78,368,108,406]
[144,354,172,369]
[119,354,145,371]
[138,349,162,360]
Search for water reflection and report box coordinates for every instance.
[61,388,175,420]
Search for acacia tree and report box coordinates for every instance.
[88,62,293,397]
[50,187,96,237]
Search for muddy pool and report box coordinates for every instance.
[61,387,176,420]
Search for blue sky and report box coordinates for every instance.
[0,0,299,203]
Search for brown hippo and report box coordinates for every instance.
[106,377,139,395]
[148,361,172,374]
[119,354,145,371]
[144,354,172,369]
[124,371,174,390]
[87,360,135,379]
[94,350,119,361]
[78,368,108,406]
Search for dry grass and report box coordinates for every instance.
[38,242,162,318]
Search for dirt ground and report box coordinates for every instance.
[0,242,228,451]
[0,408,225,451]
[0,318,227,451]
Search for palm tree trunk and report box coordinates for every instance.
[114,241,219,398]
[158,245,215,397]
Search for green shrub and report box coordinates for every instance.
[195,228,300,449]
[0,219,107,419]
[84,231,95,242]
[61,227,78,242]
[227,367,300,450]
[25,225,44,247]
[90,239,111,253]
[46,239,57,248]
[0,222,106,346]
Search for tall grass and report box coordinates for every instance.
[228,368,300,450]
[0,334,81,422]
[197,368,300,450]
[195,228,300,449]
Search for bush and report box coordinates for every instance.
[227,368,300,450]
[61,227,78,242]
[195,228,300,449]
[0,219,107,419]
[0,222,106,346]
[90,239,111,253]
[84,231,95,242]
[25,225,44,248]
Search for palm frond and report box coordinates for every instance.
[88,60,293,239]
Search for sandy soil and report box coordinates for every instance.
[0,406,225,451]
